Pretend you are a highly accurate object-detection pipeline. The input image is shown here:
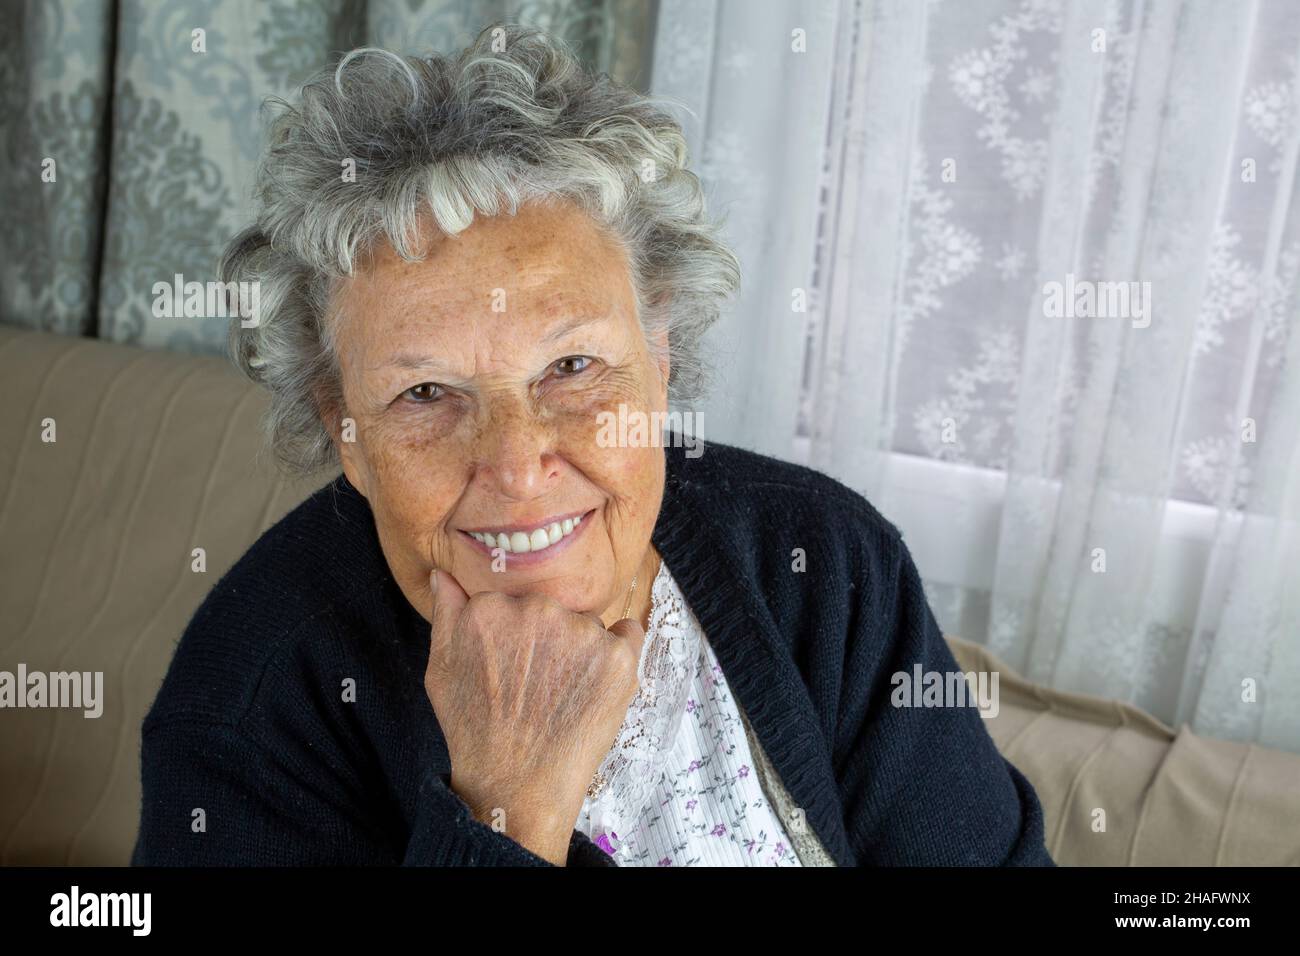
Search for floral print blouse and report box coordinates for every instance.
[573,561,802,866]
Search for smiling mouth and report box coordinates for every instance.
[460,508,596,557]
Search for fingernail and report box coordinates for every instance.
[429,569,439,594]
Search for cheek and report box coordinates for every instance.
[549,364,666,512]
[356,417,467,560]
[554,378,657,481]
[558,425,663,542]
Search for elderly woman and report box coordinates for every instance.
[131,23,1053,867]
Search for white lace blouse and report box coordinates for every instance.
[573,560,802,866]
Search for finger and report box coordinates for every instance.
[606,617,647,648]
[605,618,647,694]
[429,568,469,654]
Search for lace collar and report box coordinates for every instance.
[577,559,699,849]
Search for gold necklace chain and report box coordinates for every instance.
[620,551,661,623]
[621,572,638,621]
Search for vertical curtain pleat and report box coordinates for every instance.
[652,0,839,457]
[807,0,924,503]
[1188,38,1300,746]
[0,0,116,337]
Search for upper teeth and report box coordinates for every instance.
[470,513,583,554]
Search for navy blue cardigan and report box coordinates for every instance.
[132,438,1054,866]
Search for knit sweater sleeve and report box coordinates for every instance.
[130,714,615,867]
[836,530,1056,866]
[130,603,617,867]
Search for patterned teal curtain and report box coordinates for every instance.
[0,0,658,352]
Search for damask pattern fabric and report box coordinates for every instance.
[0,0,655,350]
[0,3,115,338]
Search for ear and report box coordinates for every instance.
[337,433,369,499]
[319,391,369,498]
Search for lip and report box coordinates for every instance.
[459,508,597,567]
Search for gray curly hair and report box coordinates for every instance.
[219,21,740,476]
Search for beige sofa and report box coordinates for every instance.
[1,326,1297,866]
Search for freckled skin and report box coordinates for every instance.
[328,198,668,631]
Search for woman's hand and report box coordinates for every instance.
[423,568,643,865]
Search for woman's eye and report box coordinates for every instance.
[554,355,592,376]
[403,382,443,403]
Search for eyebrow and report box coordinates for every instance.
[370,314,611,372]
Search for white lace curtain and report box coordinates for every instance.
[654,0,1300,753]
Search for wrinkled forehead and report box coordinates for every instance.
[327,201,641,372]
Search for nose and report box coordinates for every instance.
[473,398,561,501]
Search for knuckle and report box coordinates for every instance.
[463,590,505,623]
[472,590,509,611]
[520,591,554,615]
[610,639,640,678]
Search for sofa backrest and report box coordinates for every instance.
[0,327,322,864]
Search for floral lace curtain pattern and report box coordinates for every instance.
[656,0,1300,752]
[0,0,655,349]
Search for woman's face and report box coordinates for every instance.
[328,198,669,626]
